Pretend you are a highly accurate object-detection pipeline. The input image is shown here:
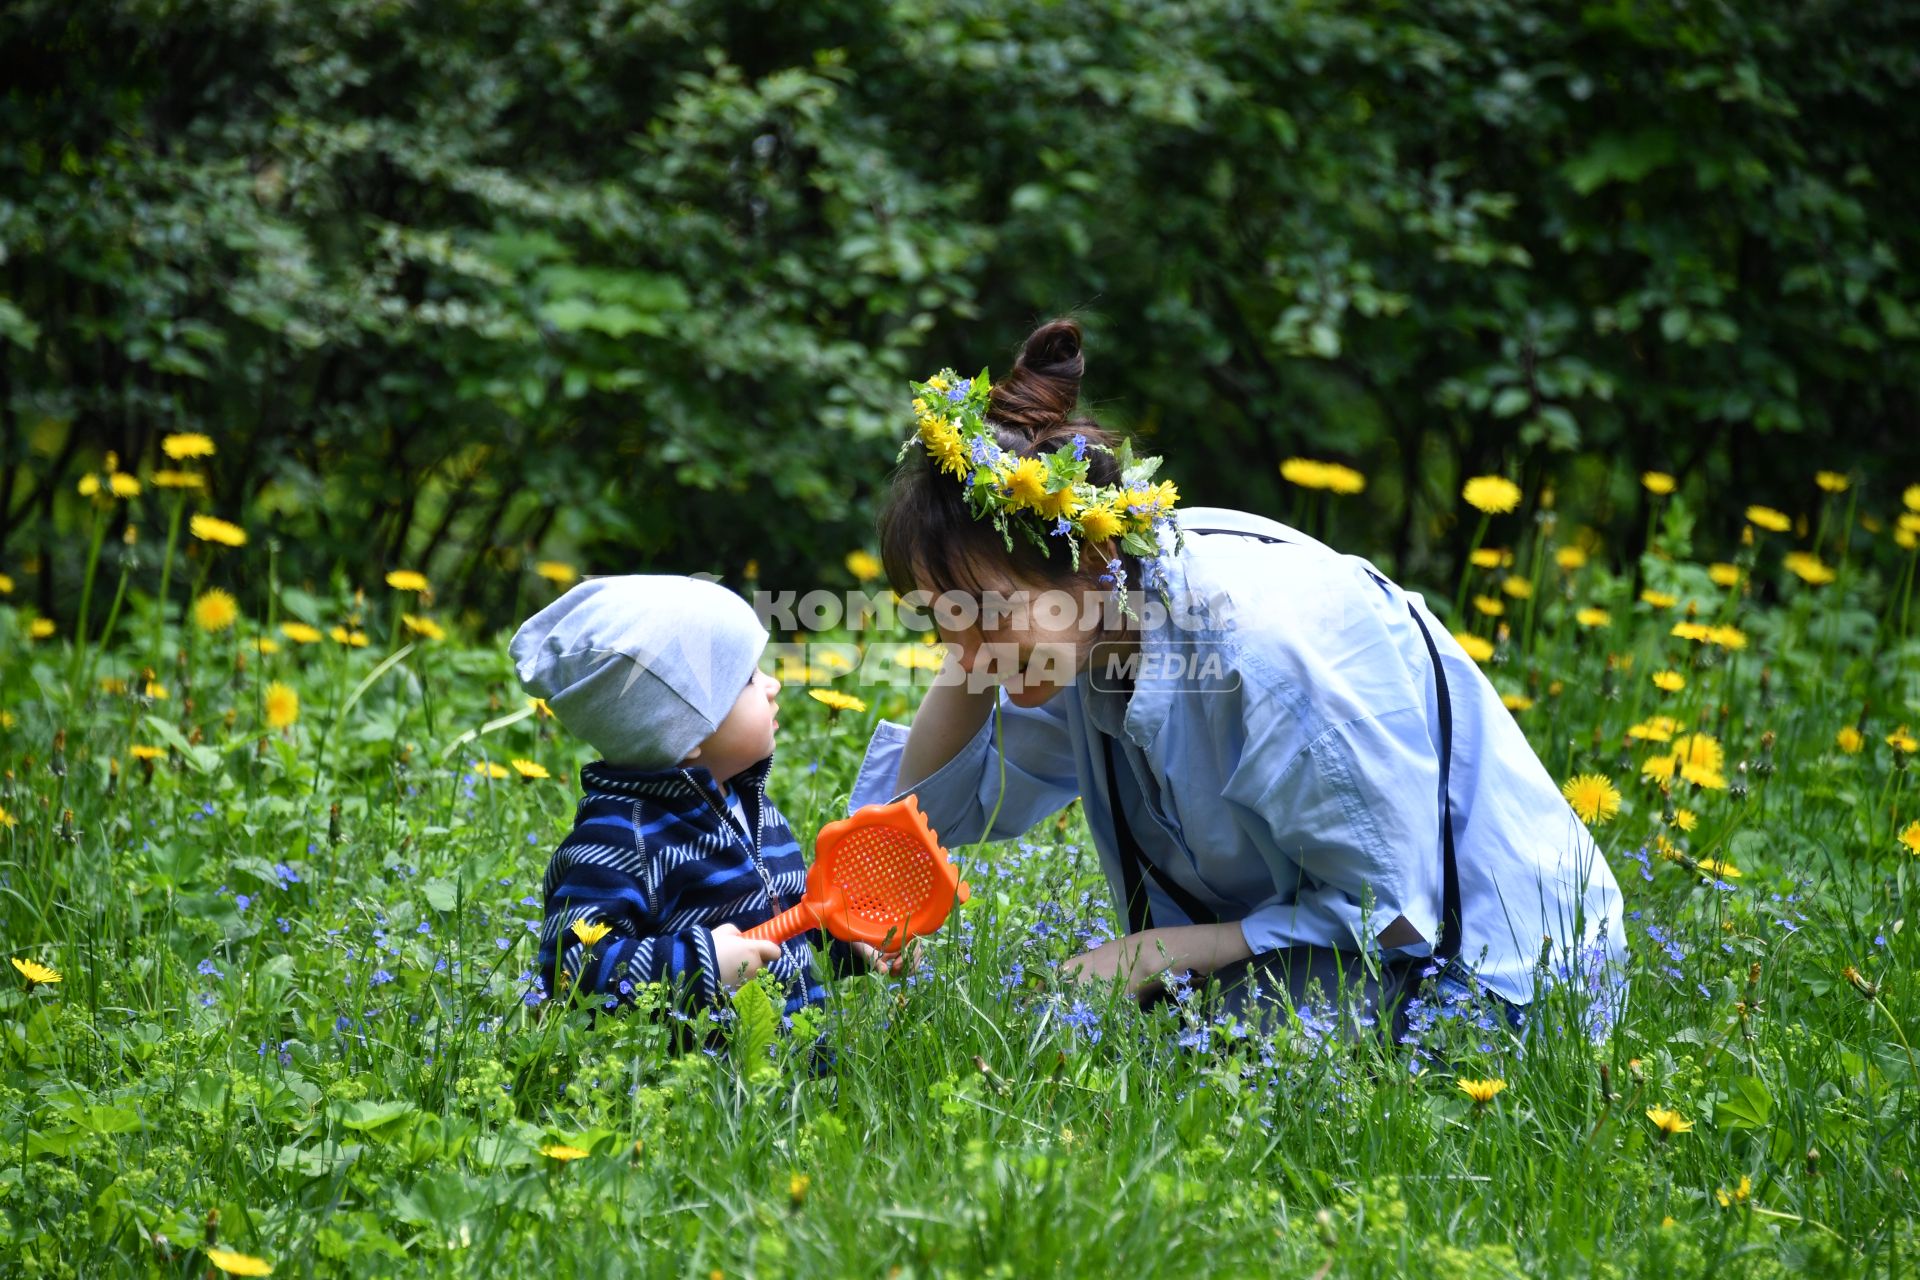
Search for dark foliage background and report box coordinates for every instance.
[4,0,1918,620]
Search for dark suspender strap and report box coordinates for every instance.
[1102,733,1221,930]
[1403,603,1464,963]
[1183,523,1463,960]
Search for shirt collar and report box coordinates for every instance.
[580,752,773,808]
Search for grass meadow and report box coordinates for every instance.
[2,466,1919,1277]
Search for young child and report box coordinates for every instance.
[510,574,890,1020]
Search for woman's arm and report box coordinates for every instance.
[1061,923,1254,998]
[897,674,997,792]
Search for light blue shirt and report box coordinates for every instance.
[848,507,1628,1007]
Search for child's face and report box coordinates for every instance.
[683,667,781,783]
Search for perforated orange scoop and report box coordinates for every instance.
[743,795,970,949]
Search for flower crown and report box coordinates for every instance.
[899,367,1183,616]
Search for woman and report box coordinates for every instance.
[848,319,1626,1037]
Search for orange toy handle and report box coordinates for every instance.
[742,901,822,945]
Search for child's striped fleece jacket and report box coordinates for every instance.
[537,754,852,1015]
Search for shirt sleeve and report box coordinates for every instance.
[847,687,1082,845]
[1230,704,1446,958]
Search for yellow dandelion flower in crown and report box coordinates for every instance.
[899,365,1185,617]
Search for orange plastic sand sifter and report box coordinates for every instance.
[742,795,970,949]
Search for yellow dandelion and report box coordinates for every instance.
[190,514,248,548]
[328,626,369,648]
[1561,774,1622,826]
[1898,821,1920,856]
[152,468,205,490]
[1321,463,1366,495]
[1500,575,1533,600]
[1696,857,1742,879]
[129,745,165,761]
[1641,471,1677,496]
[1555,547,1588,571]
[1473,595,1505,617]
[1281,458,1333,490]
[1456,1078,1507,1104]
[0,805,14,829]
[1469,547,1513,569]
[1646,1107,1693,1137]
[204,1248,273,1277]
[1501,693,1534,712]
[571,919,613,947]
[1452,631,1494,663]
[1708,562,1742,587]
[540,1143,590,1162]
[1745,505,1791,533]
[77,473,101,497]
[1629,716,1680,743]
[789,1172,812,1204]
[1035,483,1082,521]
[1673,808,1698,832]
[1077,504,1125,543]
[1836,726,1864,754]
[145,681,168,700]
[385,569,430,593]
[1905,482,1920,513]
[1462,475,1523,515]
[1782,551,1836,585]
[511,758,551,780]
[401,614,445,641]
[11,957,61,985]
[845,550,883,582]
[471,761,509,780]
[100,675,129,695]
[109,472,142,498]
[255,636,280,655]
[264,682,299,729]
[1887,726,1918,753]
[1651,670,1686,693]
[919,417,970,479]
[28,617,56,639]
[279,621,323,644]
[528,696,553,718]
[1716,1174,1753,1208]
[0,572,11,594]
[1670,621,1712,643]
[1575,607,1612,629]
[193,588,240,633]
[535,560,579,587]
[1640,589,1677,609]
[809,689,869,714]
[815,650,853,671]
[1674,732,1726,776]
[162,432,217,460]
[1815,471,1849,494]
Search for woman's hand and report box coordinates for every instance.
[1061,923,1255,1000]
[849,939,921,977]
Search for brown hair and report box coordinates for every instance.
[877,317,1140,611]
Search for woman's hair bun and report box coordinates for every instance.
[989,317,1084,436]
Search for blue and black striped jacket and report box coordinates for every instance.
[538,754,848,1016]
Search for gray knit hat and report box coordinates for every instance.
[509,575,769,768]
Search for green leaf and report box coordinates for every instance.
[1492,387,1532,418]
[335,1099,420,1133]
[1561,129,1679,194]
[1713,1075,1773,1130]
[730,976,779,1078]
[423,877,459,912]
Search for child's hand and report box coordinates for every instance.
[851,939,921,977]
[711,923,781,990]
